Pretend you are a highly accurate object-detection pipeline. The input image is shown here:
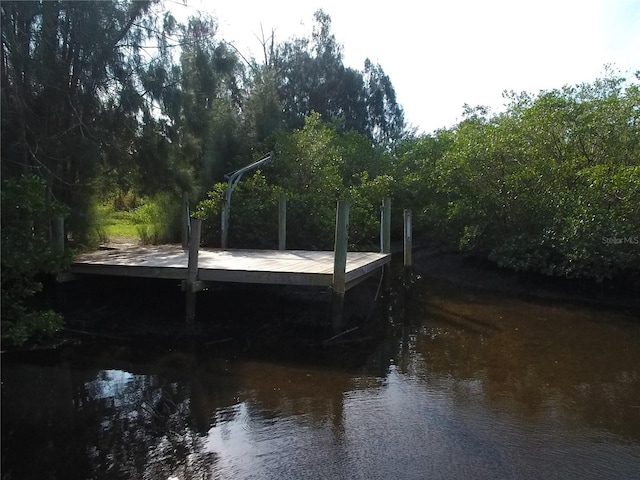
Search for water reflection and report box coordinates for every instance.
[403,280,640,442]
[1,352,219,480]
[2,276,640,479]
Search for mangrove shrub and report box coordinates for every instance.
[429,73,640,280]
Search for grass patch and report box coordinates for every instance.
[103,223,141,241]
[91,192,182,245]
[93,201,153,244]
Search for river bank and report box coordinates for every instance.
[410,242,640,313]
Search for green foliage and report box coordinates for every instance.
[274,10,405,145]
[92,192,183,245]
[268,112,400,250]
[1,175,68,347]
[391,130,455,236]
[227,172,283,248]
[1,1,156,242]
[194,183,226,246]
[178,15,245,192]
[406,72,640,281]
[347,173,394,248]
[195,113,392,251]
[132,192,184,244]
[243,67,285,149]
[271,112,346,249]
[195,174,283,248]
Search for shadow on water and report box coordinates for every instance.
[2,254,640,479]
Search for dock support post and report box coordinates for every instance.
[181,192,189,250]
[380,197,391,254]
[332,200,349,332]
[185,217,202,324]
[380,197,392,292]
[403,209,412,268]
[221,200,229,249]
[278,192,287,250]
[402,208,414,307]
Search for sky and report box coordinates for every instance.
[167,0,640,134]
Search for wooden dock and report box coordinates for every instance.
[61,198,410,328]
[70,245,391,291]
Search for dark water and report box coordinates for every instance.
[2,271,640,480]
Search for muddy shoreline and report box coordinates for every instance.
[410,243,640,312]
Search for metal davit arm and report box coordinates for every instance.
[220,152,273,249]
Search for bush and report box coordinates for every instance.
[427,73,640,280]
[196,174,282,248]
[1,175,68,347]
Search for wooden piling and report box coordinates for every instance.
[278,192,287,250]
[220,200,229,249]
[403,209,412,268]
[181,192,189,250]
[380,197,391,254]
[380,197,392,292]
[185,217,202,323]
[332,200,349,332]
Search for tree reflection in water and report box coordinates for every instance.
[84,371,217,479]
[1,350,233,480]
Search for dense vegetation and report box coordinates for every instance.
[2,0,638,346]
[399,78,640,280]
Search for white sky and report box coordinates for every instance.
[167,0,640,134]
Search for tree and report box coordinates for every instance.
[177,14,244,193]
[0,0,179,345]
[271,112,344,249]
[391,129,455,235]
[272,10,404,145]
[1,0,156,238]
[242,63,283,152]
[364,59,405,145]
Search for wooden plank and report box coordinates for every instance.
[72,248,390,273]
[345,254,390,285]
[51,217,65,253]
[199,269,331,287]
[332,200,350,332]
[70,245,391,290]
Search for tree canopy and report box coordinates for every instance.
[2,0,638,347]
[273,11,405,144]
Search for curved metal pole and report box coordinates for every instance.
[221,152,273,249]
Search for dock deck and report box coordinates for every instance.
[71,244,391,291]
